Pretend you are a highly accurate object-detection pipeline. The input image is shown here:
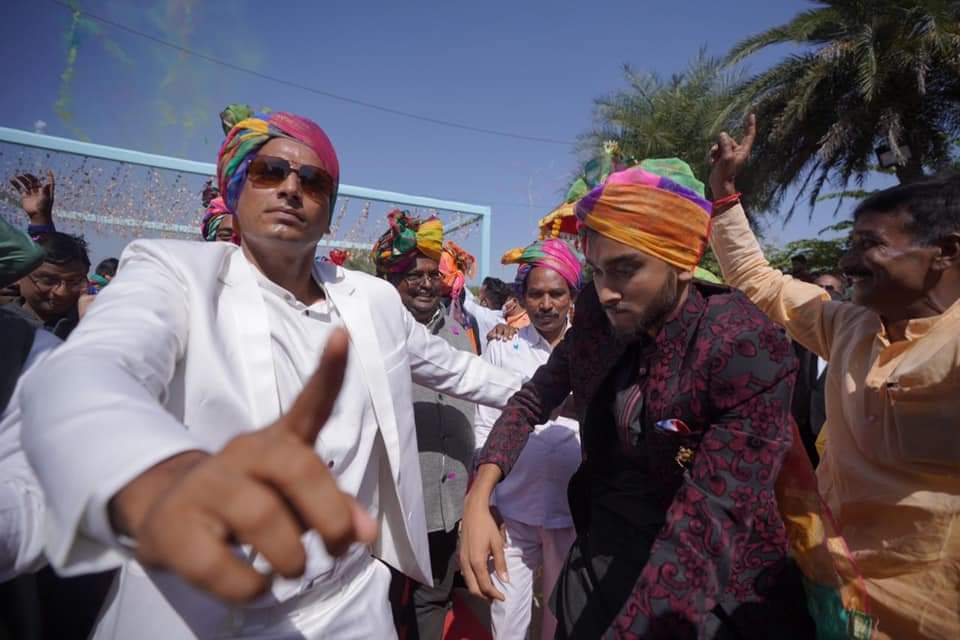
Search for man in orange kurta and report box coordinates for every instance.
[709,116,960,640]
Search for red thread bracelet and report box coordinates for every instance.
[712,192,742,209]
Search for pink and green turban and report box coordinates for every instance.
[372,209,444,275]
[502,238,583,294]
[216,111,340,214]
[199,196,238,244]
[575,158,713,272]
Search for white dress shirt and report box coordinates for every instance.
[247,259,382,598]
[474,325,580,529]
[0,328,60,580]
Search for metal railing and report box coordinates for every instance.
[0,126,494,277]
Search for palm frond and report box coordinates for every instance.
[852,25,879,100]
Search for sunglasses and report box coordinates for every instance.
[247,155,334,203]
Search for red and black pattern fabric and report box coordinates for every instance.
[477,282,814,638]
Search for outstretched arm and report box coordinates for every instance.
[708,115,843,360]
[461,326,573,601]
[402,304,522,408]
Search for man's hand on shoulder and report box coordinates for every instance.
[487,323,518,343]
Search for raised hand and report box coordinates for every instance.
[709,113,756,199]
[110,328,377,603]
[10,170,55,226]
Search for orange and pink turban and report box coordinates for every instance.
[574,158,712,272]
[216,111,339,214]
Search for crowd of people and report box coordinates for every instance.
[0,107,957,640]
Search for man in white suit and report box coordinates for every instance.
[18,111,521,639]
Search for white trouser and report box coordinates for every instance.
[490,517,576,640]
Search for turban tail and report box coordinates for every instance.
[372,210,444,274]
[439,241,476,301]
[502,238,583,294]
[200,196,239,244]
[439,241,477,329]
[575,159,713,272]
[216,111,340,214]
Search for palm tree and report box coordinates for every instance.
[583,50,746,198]
[725,0,960,218]
[579,52,748,279]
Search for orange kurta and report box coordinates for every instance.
[711,203,960,640]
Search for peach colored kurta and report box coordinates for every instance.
[711,203,960,640]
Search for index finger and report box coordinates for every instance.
[46,169,56,196]
[281,327,350,444]
[741,113,757,154]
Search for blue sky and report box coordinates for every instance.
[0,0,894,279]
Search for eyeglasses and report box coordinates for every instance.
[28,273,87,292]
[402,271,442,286]
[247,156,334,203]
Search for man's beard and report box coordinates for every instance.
[615,270,681,342]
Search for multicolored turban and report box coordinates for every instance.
[502,238,583,294]
[575,158,712,272]
[216,111,340,214]
[200,196,238,244]
[372,209,444,275]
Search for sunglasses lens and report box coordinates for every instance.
[248,157,289,186]
[247,156,332,203]
[298,166,333,202]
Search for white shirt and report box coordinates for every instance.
[0,328,60,581]
[474,324,580,529]
[248,258,382,600]
[464,289,504,347]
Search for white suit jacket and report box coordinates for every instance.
[0,328,59,581]
[19,240,520,627]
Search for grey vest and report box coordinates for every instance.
[412,304,477,533]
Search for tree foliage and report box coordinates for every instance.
[724,0,960,219]
[764,220,853,274]
[582,50,754,201]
